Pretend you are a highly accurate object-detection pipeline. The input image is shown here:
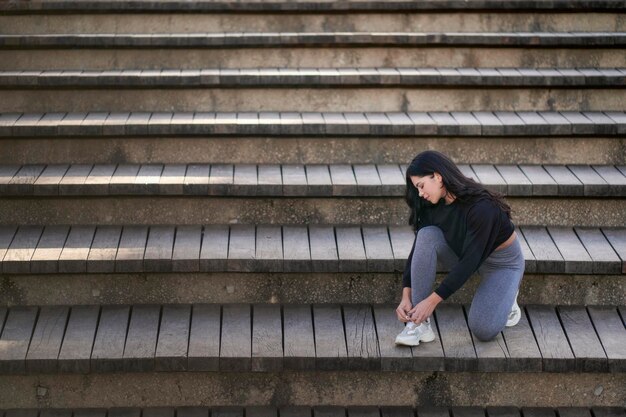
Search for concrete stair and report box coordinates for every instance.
[1,162,624,226]
[0,304,624,406]
[0,223,624,307]
[0,303,623,374]
[2,68,624,113]
[0,0,624,411]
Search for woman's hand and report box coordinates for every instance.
[395,297,413,323]
[408,293,443,324]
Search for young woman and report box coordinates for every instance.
[395,150,524,345]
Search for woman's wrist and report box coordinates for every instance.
[402,287,412,301]
[428,292,443,305]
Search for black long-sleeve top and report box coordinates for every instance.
[402,196,515,300]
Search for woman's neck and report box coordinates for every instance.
[443,191,456,205]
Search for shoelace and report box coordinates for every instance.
[407,323,428,335]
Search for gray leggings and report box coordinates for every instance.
[411,226,525,341]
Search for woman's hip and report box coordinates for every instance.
[480,237,525,272]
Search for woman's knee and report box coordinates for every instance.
[416,226,443,244]
[468,316,502,342]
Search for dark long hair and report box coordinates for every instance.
[405,150,512,230]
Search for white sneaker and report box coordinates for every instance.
[395,320,436,346]
[506,295,521,327]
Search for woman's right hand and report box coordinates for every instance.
[395,298,413,322]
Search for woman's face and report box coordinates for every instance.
[410,173,445,204]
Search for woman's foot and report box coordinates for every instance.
[395,319,436,346]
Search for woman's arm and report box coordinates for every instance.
[434,200,501,300]
[407,202,499,324]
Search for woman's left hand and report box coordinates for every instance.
[408,292,443,324]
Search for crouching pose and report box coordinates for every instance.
[395,150,524,345]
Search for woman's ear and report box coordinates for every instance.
[434,172,443,183]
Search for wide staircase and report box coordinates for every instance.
[0,0,624,413]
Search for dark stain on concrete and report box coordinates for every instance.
[110,145,128,164]
[415,372,452,406]
[401,92,409,113]
[0,276,25,305]
[269,373,293,406]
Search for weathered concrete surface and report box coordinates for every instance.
[1,137,623,165]
[0,13,622,34]
[0,197,624,227]
[1,272,623,306]
[0,371,623,408]
[3,88,622,113]
[509,198,626,228]
[1,48,623,71]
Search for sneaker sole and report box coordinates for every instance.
[394,338,420,347]
[394,333,436,346]
[420,333,436,343]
